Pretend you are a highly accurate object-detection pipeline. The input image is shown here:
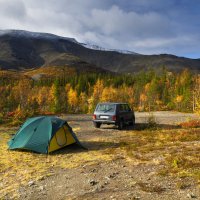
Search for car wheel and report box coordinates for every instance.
[129,117,135,126]
[93,122,101,128]
[118,120,124,130]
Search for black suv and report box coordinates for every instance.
[92,102,135,130]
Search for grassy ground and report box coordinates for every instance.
[0,127,113,199]
[118,128,200,181]
[0,122,200,199]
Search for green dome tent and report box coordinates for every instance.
[8,116,82,154]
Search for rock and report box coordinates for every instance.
[104,181,109,185]
[89,180,98,186]
[109,172,118,178]
[187,193,197,199]
[91,168,97,172]
[133,196,141,200]
[100,185,105,189]
[39,186,44,191]
[82,165,86,169]
[93,185,100,192]
[39,176,45,181]
[41,192,47,195]
[127,193,133,197]
[109,174,114,178]
[28,181,35,187]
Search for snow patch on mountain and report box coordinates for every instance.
[0,29,78,43]
[81,43,139,55]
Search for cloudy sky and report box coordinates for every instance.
[0,0,200,58]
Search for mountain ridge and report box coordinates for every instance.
[0,29,200,73]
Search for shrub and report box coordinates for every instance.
[147,112,157,129]
[180,120,200,128]
[0,113,3,124]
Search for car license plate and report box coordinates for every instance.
[100,116,109,119]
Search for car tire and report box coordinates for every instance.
[129,117,135,126]
[118,119,124,130]
[93,122,101,128]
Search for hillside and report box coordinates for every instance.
[0,30,200,73]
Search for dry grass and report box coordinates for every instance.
[0,70,24,80]
[0,127,114,199]
[23,66,76,78]
[0,125,200,198]
[0,65,77,83]
[116,128,200,181]
[137,182,165,193]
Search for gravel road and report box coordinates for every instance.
[63,111,199,126]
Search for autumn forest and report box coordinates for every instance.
[0,68,200,123]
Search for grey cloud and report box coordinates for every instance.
[0,0,199,57]
[88,5,174,38]
[0,0,26,20]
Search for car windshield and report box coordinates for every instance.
[96,104,115,112]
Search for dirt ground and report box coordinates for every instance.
[2,112,200,200]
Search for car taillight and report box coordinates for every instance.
[93,114,96,120]
[112,115,116,121]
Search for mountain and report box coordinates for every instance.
[0,30,109,74]
[0,29,200,73]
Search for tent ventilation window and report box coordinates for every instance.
[55,127,67,147]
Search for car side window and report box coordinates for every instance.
[119,104,130,112]
[125,104,131,111]
[120,104,131,112]
[119,104,124,112]
[123,105,126,111]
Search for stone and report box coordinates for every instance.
[39,186,44,191]
[28,181,35,187]
[104,181,109,185]
[91,169,97,172]
[133,196,141,200]
[89,180,98,186]
[187,193,197,199]
[100,185,105,189]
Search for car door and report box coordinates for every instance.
[118,104,125,122]
[124,104,133,122]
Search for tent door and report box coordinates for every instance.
[55,127,67,146]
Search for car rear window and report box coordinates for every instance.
[96,104,115,112]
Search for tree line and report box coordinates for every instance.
[0,68,199,121]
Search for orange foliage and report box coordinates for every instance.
[67,88,78,112]
[101,86,117,102]
[180,120,200,128]
[175,95,183,103]
[140,93,147,102]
